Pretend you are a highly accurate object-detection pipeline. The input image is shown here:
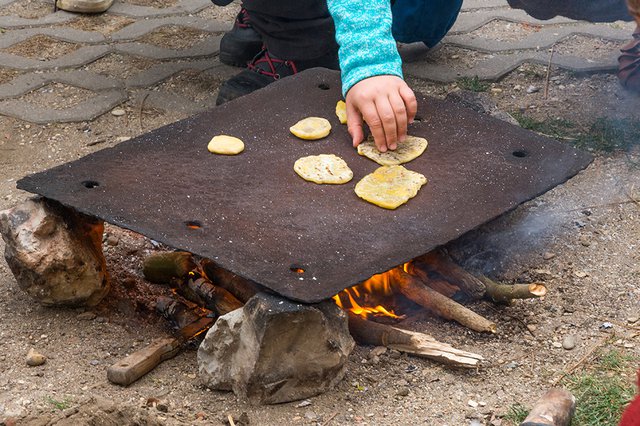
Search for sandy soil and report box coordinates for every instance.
[1,6,639,426]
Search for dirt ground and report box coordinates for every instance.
[2,8,640,426]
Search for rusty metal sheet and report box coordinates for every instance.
[17,68,592,303]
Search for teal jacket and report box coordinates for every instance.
[327,0,462,96]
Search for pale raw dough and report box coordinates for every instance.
[207,135,244,155]
[354,165,427,209]
[290,117,332,140]
[294,154,353,184]
[357,135,428,165]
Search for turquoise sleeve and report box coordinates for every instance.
[327,0,404,97]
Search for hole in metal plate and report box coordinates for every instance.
[512,150,528,158]
[290,265,305,274]
[81,180,100,189]
[413,115,424,122]
[185,220,203,230]
[318,83,330,90]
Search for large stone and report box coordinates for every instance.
[0,198,109,306]
[198,292,354,404]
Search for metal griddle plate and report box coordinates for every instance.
[17,69,592,303]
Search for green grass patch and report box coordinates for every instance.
[512,113,640,154]
[565,349,638,426]
[573,117,640,153]
[511,111,577,139]
[457,76,490,92]
[45,395,72,411]
[504,402,529,425]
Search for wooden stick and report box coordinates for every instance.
[201,259,261,303]
[347,313,483,368]
[393,269,497,334]
[520,388,575,426]
[142,251,196,284]
[155,295,211,329]
[187,276,243,315]
[412,250,486,300]
[480,276,547,304]
[543,45,555,99]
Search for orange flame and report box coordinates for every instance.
[333,264,411,319]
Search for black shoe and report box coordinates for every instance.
[219,8,263,67]
[216,48,339,105]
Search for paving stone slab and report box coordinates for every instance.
[110,16,228,41]
[462,0,508,10]
[452,8,577,33]
[124,58,217,88]
[0,45,113,71]
[108,0,211,18]
[447,23,630,52]
[0,27,107,49]
[0,89,127,123]
[0,11,78,29]
[0,70,123,100]
[114,36,220,60]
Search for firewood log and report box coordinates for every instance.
[480,276,547,304]
[413,249,486,300]
[186,276,243,315]
[142,251,196,284]
[393,269,497,334]
[520,388,575,426]
[155,295,212,329]
[347,313,483,368]
[201,259,261,303]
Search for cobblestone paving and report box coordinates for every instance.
[0,0,635,123]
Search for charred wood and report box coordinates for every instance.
[347,313,483,368]
[201,259,261,303]
[155,295,212,329]
[393,269,497,334]
[186,276,243,315]
[413,249,486,300]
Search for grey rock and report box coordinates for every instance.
[0,198,110,307]
[25,348,46,367]
[562,335,577,350]
[198,292,354,404]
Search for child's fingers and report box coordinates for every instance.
[388,92,408,144]
[399,84,418,123]
[359,101,388,152]
[374,97,398,151]
[346,100,365,148]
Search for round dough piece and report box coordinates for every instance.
[207,135,244,155]
[294,154,353,184]
[290,117,332,140]
[335,100,347,124]
[354,165,427,209]
[357,135,428,165]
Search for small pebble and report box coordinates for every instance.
[574,271,587,278]
[370,346,387,358]
[106,235,119,246]
[562,335,577,350]
[90,359,100,366]
[26,348,46,367]
[526,324,537,332]
[111,108,126,116]
[296,400,312,408]
[396,387,410,397]
[468,400,479,408]
[526,85,540,94]
[627,316,639,324]
[304,410,317,421]
[156,403,169,413]
[552,342,563,348]
[77,311,96,321]
[542,252,556,260]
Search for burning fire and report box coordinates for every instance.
[333,264,410,319]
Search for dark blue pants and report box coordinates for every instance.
[242,0,463,60]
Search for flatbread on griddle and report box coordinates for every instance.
[354,165,427,209]
[357,135,428,165]
[290,117,332,140]
[207,135,244,155]
[335,100,347,124]
[294,154,353,184]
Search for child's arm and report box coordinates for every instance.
[327,0,417,152]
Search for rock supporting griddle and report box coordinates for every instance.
[0,197,109,306]
[198,292,354,404]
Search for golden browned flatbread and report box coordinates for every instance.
[335,100,347,124]
[290,117,332,140]
[357,135,428,165]
[354,165,427,209]
[207,135,244,155]
[294,154,353,184]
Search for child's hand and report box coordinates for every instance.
[345,75,417,152]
